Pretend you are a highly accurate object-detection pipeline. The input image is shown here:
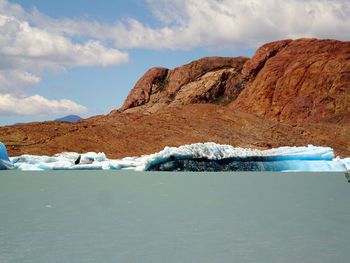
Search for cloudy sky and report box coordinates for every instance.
[0,0,349,125]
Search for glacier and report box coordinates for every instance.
[1,142,349,172]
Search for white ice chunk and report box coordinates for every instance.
[80,152,107,164]
[340,158,350,170]
[54,152,80,162]
[128,143,337,171]
[8,142,349,172]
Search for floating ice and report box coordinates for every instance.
[339,158,350,170]
[4,142,349,172]
[0,142,14,170]
[10,152,108,171]
[0,142,9,161]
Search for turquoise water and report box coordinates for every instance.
[0,171,349,263]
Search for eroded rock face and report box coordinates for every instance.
[121,39,350,123]
[241,39,292,77]
[120,56,248,113]
[165,56,248,96]
[120,67,169,111]
[170,68,243,106]
[231,38,350,122]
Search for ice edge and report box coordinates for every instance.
[1,142,349,172]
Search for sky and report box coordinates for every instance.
[0,0,349,125]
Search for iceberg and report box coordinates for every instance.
[0,142,14,170]
[4,142,349,172]
[341,158,350,170]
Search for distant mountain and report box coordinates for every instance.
[54,115,82,123]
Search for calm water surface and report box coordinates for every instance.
[0,171,349,263]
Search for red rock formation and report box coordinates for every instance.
[120,67,168,110]
[120,56,248,113]
[121,39,350,123]
[165,56,248,96]
[231,38,350,122]
[241,39,291,77]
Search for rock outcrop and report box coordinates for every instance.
[120,67,169,111]
[121,39,350,124]
[120,56,248,113]
[241,39,292,77]
[230,39,350,122]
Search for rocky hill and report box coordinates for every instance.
[1,38,349,158]
[121,39,350,123]
[230,39,350,123]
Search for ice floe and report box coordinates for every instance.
[1,142,349,172]
[0,142,14,170]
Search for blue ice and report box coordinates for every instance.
[0,142,14,170]
[1,142,349,172]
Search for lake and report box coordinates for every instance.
[0,171,349,263]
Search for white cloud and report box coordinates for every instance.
[0,13,128,92]
[0,70,41,93]
[0,93,87,116]
[0,14,128,67]
[119,0,350,49]
[4,0,348,50]
[0,1,129,116]
[2,0,349,52]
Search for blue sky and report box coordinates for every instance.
[14,1,155,23]
[0,0,349,125]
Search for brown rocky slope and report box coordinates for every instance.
[0,38,349,158]
[230,39,350,123]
